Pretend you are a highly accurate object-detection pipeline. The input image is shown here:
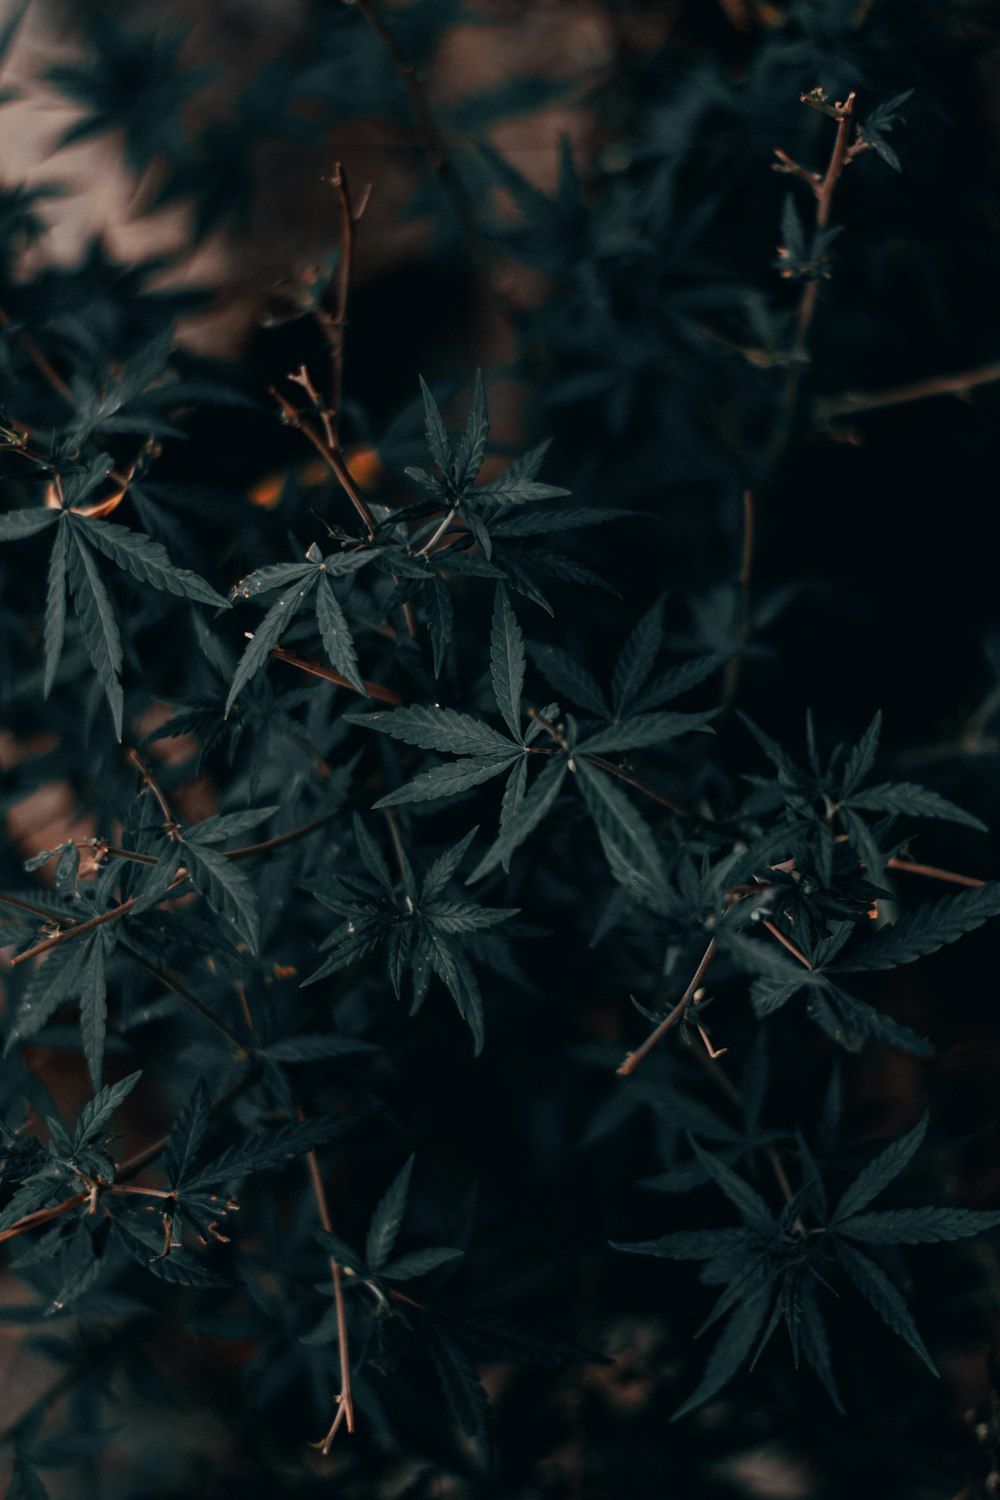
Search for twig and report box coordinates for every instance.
[762,918,813,969]
[127,749,179,838]
[343,0,482,252]
[297,1104,355,1449]
[816,361,1000,424]
[270,643,403,704]
[584,754,690,819]
[617,939,717,1076]
[0,306,74,406]
[120,944,250,1060]
[269,384,377,540]
[314,164,370,446]
[886,857,985,890]
[227,808,344,860]
[0,1191,88,1245]
[415,505,459,558]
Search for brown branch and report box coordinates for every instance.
[127,748,179,838]
[762,918,813,969]
[816,361,1000,424]
[343,0,482,253]
[584,754,690,818]
[227,808,344,860]
[617,939,717,1076]
[269,384,377,539]
[120,945,250,1059]
[270,643,403,704]
[314,164,370,446]
[886,857,985,890]
[0,1191,88,1245]
[297,1104,355,1449]
[0,306,74,406]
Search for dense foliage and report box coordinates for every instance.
[3,0,1000,1495]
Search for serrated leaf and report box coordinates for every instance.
[453,369,489,489]
[577,709,716,755]
[163,1077,210,1188]
[225,577,318,716]
[375,753,518,808]
[186,1113,361,1189]
[182,840,260,953]
[365,1155,414,1270]
[381,1246,464,1280]
[187,806,279,845]
[529,640,609,717]
[671,1289,772,1421]
[0,508,60,542]
[315,573,364,693]
[837,1206,1000,1244]
[79,928,113,1088]
[42,519,68,698]
[263,1034,379,1063]
[67,526,123,740]
[845,781,986,831]
[467,756,567,880]
[835,1240,937,1372]
[348,704,513,756]
[421,828,478,903]
[490,585,525,740]
[419,375,452,477]
[688,1137,773,1231]
[574,758,669,911]
[73,1068,142,1146]
[428,1327,489,1440]
[612,597,663,715]
[831,884,1000,973]
[423,572,453,679]
[831,1115,927,1223]
[840,711,882,796]
[76,515,226,607]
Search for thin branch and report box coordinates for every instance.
[0,305,74,406]
[297,1104,355,1449]
[116,1068,258,1182]
[343,0,482,252]
[120,944,250,1060]
[816,360,1000,424]
[762,918,813,969]
[269,384,377,540]
[616,939,717,1076]
[0,1191,88,1245]
[584,754,690,818]
[270,643,403,704]
[227,808,344,860]
[886,857,985,890]
[127,748,178,838]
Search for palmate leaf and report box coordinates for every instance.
[574,758,669,911]
[490,585,524,740]
[225,576,318,716]
[74,1069,142,1147]
[185,1113,362,1190]
[844,780,986,831]
[0,508,60,542]
[833,1239,936,1373]
[467,756,568,880]
[831,883,1000,973]
[181,840,260,953]
[67,527,123,740]
[365,1154,414,1270]
[76,515,226,607]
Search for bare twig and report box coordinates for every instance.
[128,749,179,838]
[270,643,403,704]
[816,361,1000,424]
[297,1104,355,1449]
[269,384,377,540]
[617,939,718,1076]
[886,857,985,890]
[762,918,813,969]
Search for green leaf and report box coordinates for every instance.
[347,704,513,756]
[845,780,986,831]
[381,1246,464,1280]
[365,1155,414,1270]
[225,577,318,716]
[419,375,452,477]
[453,369,489,489]
[671,1290,772,1421]
[831,884,1000,973]
[574,758,669,911]
[42,518,68,698]
[831,1115,927,1223]
[0,508,60,542]
[688,1137,774,1232]
[840,711,882,796]
[315,573,364,693]
[74,1068,142,1146]
[490,585,525,741]
[467,756,567,880]
[834,1240,937,1373]
[263,1034,379,1063]
[76,515,226,607]
[187,806,280,845]
[183,840,261,953]
[163,1078,211,1188]
[611,1228,756,1261]
[374,754,518,808]
[424,572,454,679]
[186,1113,361,1189]
[837,1207,1000,1244]
[428,1328,489,1441]
[67,526,123,740]
[79,928,113,1088]
[421,828,478,902]
[529,640,609,717]
[612,597,663,715]
[577,710,716,755]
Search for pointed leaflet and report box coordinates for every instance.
[163,1078,211,1188]
[452,369,489,489]
[0,508,60,541]
[76,515,226,606]
[831,884,1000,973]
[225,576,319,716]
[67,525,123,740]
[380,1246,464,1280]
[186,807,280,845]
[845,781,986,831]
[374,754,518,809]
[182,840,260,953]
[365,1154,414,1270]
[688,1137,774,1232]
[671,1290,772,1422]
[424,572,453,678]
[418,375,453,478]
[576,710,716,756]
[315,572,364,693]
[834,1239,936,1373]
[831,1114,927,1224]
[186,1112,363,1190]
[428,1327,489,1442]
[529,640,609,717]
[612,596,664,716]
[421,827,478,903]
[347,705,512,756]
[43,517,69,698]
[836,1207,1000,1244]
[74,1069,142,1147]
[79,928,114,1088]
[467,756,567,880]
[839,711,882,797]
[798,1287,843,1412]
[574,758,670,912]
[490,586,525,740]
